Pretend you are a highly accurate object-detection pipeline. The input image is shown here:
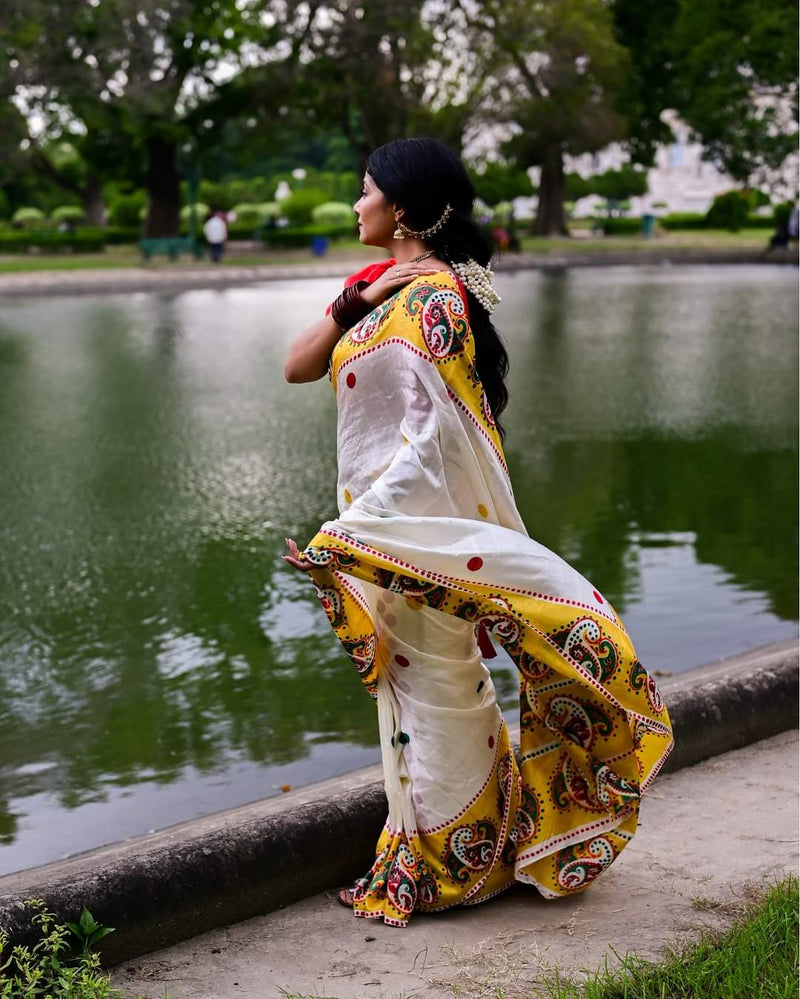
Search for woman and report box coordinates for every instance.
[283,137,672,927]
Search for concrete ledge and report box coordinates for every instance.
[0,639,796,963]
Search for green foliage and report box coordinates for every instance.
[469,162,535,206]
[107,193,146,228]
[311,202,355,226]
[591,165,647,201]
[0,899,121,998]
[231,202,267,226]
[225,177,275,205]
[705,190,751,231]
[0,230,106,253]
[11,207,46,228]
[51,206,85,225]
[598,216,642,235]
[261,224,354,248]
[566,174,596,201]
[0,190,10,220]
[179,203,210,223]
[281,188,329,226]
[543,877,798,998]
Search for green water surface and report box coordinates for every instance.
[0,264,796,873]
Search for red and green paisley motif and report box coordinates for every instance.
[348,298,394,344]
[551,617,620,682]
[555,835,617,891]
[406,283,469,358]
[551,753,639,813]
[544,695,614,749]
[374,568,449,609]
[444,820,497,883]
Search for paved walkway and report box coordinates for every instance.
[113,729,798,999]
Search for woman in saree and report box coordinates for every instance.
[283,137,673,927]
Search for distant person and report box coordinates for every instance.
[203,209,227,264]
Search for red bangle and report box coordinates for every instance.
[330,281,371,331]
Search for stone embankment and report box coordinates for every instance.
[0,638,796,969]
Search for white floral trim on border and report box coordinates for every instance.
[452,258,502,314]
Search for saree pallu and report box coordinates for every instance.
[302,271,673,926]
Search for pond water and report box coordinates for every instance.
[0,264,796,874]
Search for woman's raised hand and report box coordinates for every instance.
[361,263,440,307]
[283,537,313,572]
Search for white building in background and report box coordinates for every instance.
[514,110,794,220]
[564,111,734,217]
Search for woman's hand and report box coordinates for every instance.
[283,537,314,572]
[361,263,440,307]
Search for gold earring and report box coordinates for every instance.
[393,222,406,239]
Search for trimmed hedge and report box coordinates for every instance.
[261,223,356,248]
[598,217,641,235]
[598,213,775,235]
[0,228,106,253]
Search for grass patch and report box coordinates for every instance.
[543,876,798,999]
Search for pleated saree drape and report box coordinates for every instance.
[302,270,673,926]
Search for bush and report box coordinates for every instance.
[108,191,147,227]
[660,213,708,230]
[598,216,642,235]
[0,229,106,253]
[179,202,209,223]
[11,207,46,228]
[51,205,85,225]
[311,201,355,226]
[261,223,354,249]
[282,188,329,225]
[231,202,263,226]
[705,190,750,231]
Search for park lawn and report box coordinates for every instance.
[0,229,776,275]
[541,876,798,999]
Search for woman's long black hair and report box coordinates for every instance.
[366,137,510,441]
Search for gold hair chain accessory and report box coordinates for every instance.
[395,203,453,240]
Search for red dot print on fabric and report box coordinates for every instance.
[467,557,484,572]
[488,735,495,749]
[593,590,604,604]
[346,372,356,388]
[385,613,397,627]
[394,655,410,668]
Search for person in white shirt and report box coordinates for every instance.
[203,210,227,263]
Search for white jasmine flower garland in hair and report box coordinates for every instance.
[452,258,502,314]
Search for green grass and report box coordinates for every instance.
[542,876,799,999]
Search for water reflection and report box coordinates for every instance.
[0,267,796,872]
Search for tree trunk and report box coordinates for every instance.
[81,175,106,226]
[533,144,568,237]
[143,137,181,238]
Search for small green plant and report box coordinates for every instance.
[0,899,121,998]
[66,907,116,956]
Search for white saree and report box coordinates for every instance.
[303,269,673,926]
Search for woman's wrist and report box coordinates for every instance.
[330,281,372,331]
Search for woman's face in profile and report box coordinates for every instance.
[353,172,397,247]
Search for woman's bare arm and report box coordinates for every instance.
[284,262,443,384]
[284,314,343,383]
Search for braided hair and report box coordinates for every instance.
[366,137,510,441]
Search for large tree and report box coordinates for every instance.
[613,0,798,189]
[0,0,315,236]
[293,0,488,170]
[455,0,630,235]
[670,0,798,188]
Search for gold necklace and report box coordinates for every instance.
[408,249,434,263]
